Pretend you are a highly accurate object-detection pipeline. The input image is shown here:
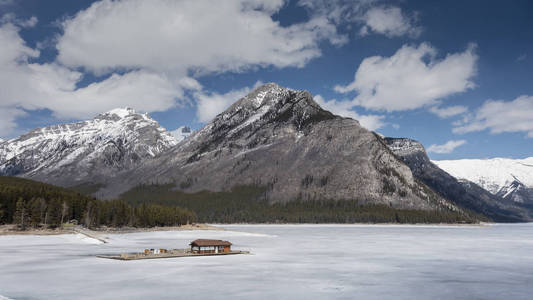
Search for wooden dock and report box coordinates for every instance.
[97,249,250,260]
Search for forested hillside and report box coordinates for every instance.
[121,184,478,224]
[0,177,195,229]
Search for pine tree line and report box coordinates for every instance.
[0,177,196,229]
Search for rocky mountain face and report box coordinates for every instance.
[101,83,461,214]
[0,108,178,187]
[384,138,532,222]
[434,158,533,208]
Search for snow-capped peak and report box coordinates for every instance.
[96,107,138,120]
[0,108,179,183]
[107,107,136,118]
[434,157,533,195]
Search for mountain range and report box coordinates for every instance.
[435,158,533,210]
[0,108,178,188]
[1,83,531,222]
[384,138,531,221]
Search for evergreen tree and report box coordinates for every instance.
[13,198,28,230]
[47,199,62,228]
[29,198,42,227]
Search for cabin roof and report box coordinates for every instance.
[190,239,232,247]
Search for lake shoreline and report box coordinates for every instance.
[0,223,224,236]
[0,221,500,237]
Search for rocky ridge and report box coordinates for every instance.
[384,137,532,221]
[0,108,178,187]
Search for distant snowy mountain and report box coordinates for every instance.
[434,158,533,205]
[0,107,178,188]
[170,126,193,142]
[385,138,532,222]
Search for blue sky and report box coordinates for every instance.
[0,0,532,160]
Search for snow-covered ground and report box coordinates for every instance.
[1,224,533,299]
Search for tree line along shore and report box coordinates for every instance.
[0,177,196,231]
[0,176,478,232]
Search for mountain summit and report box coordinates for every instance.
[102,83,459,214]
[0,107,178,187]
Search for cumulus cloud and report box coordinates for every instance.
[314,95,385,131]
[429,105,468,118]
[427,140,466,154]
[453,95,533,138]
[195,82,263,123]
[0,108,26,137]
[56,0,345,75]
[334,43,478,112]
[359,6,421,38]
[0,21,199,137]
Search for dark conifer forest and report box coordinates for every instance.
[121,184,478,224]
[0,177,196,229]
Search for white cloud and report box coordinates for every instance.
[299,1,420,39]
[0,22,200,136]
[1,14,38,28]
[359,6,421,38]
[56,0,345,75]
[427,140,466,154]
[453,95,533,138]
[334,43,477,112]
[0,108,26,137]
[195,82,263,123]
[314,95,385,131]
[429,105,468,118]
[56,71,195,120]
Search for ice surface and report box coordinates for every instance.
[1,224,533,299]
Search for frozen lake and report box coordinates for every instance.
[1,224,533,299]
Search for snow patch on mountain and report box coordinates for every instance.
[433,157,533,195]
[170,126,193,142]
[385,138,425,157]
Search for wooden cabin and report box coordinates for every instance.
[190,239,232,254]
